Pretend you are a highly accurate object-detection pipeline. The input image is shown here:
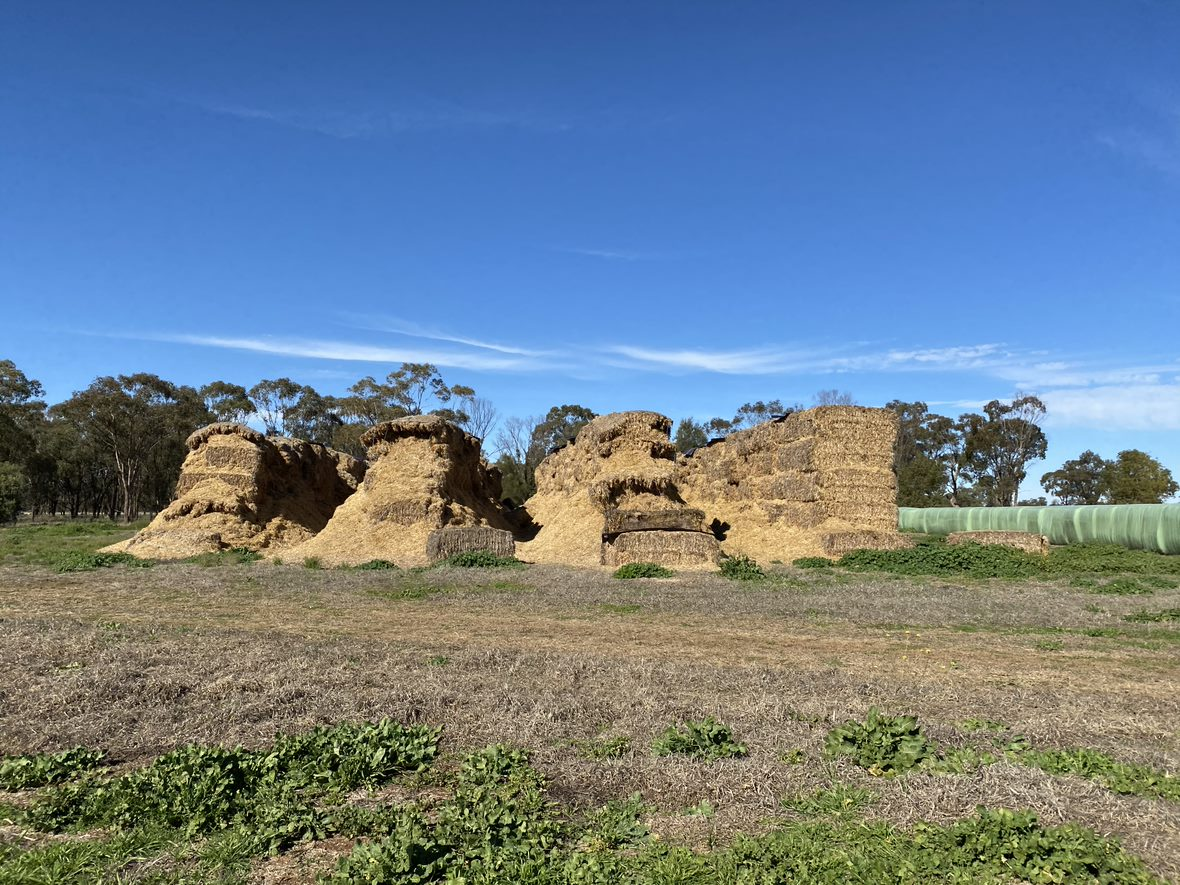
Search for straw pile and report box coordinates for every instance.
[106,423,365,559]
[676,406,909,562]
[427,526,516,563]
[290,415,515,567]
[518,411,720,569]
[947,531,1049,556]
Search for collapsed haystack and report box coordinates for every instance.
[676,406,912,562]
[290,415,515,567]
[106,423,365,559]
[518,411,720,569]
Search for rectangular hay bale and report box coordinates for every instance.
[427,526,516,563]
[947,531,1049,556]
[603,508,707,537]
[601,530,720,568]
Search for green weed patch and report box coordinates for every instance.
[613,562,673,579]
[719,554,766,581]
[652,717,747,761]
[436,550,525,569]
[0,748,106,790]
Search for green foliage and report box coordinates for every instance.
[783,782,876,816]
[1092,578,1153,596]
[4,723,1165,885]
[579,793,651,850]
[52,550,150,573]
[673,418,708,453]
[0,748,105,790]
[26,719,440,852]
[652,717,747,761]
[792,556,833,569]
[302,556,322,569]
[1009,746,1180,803]
[613,562,674,579]
[719,554,765,581]
[838,538,1180,581]
[353,559,400,570]
[839,541,1041,580]
[1124,608,1180,623]
[0,462,22,523]
[1104,449,1179,504]
[824,709,933,776]
[437,550,525,569]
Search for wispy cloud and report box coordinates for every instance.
[550,246,669,262]
[1042,384,1180,431]
[605,342,1010,376]
[342,314,550,357]
[1098,98,1180,180]
[157,334,538,372]
[185,96,575,139]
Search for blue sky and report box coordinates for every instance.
[2,1,1179,494]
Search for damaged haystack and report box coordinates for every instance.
[518,411,720,569]
[676,406,911,562]
[290,415,515,567]
[106,423,365,559]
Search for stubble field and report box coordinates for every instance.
[0,522,1178,883]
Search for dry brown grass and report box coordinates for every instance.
[1,560,1178,880]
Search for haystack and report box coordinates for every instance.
[106,423,365,559]
[518,411,720,569]
[947,531,1049,556]
[676,406,911,563]
[290,415,515,567]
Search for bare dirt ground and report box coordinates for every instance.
[2,559,1178,880]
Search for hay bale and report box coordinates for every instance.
[105,423,365,560]
[603,508,706,537]
[290,415,515,567]
[427,526,516,563]
[601,530,720,569]
[821,531,917,557]
[518,411,711,567]
[677,406,908,562]
[947,531,1050,556]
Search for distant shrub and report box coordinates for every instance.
[653,717,747,761]
[302,556,321,569]
[353,559,399,571]
[719,555,765,581]
[793,557,833,569]
[613,562,673,579]
[53,551,149,573]
[438,550,524,569]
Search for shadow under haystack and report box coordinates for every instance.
[290,415,516,567]
[105,423,365,560]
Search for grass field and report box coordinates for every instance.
[1,521,1178,883]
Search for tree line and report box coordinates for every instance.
[888,398,1176,507]
[0,357,1174,522]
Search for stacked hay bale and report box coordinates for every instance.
[105,423,365,559]
[947,531,1049,555]
[676,406,912,562]
[518,411,720,569]
[290,415,515,567]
